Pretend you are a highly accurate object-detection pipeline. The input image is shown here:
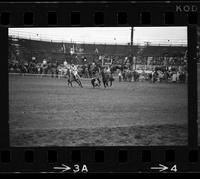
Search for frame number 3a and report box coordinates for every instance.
[73,164,88,173]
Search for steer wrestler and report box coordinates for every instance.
[91,72,101,88]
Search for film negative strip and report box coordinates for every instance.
[0,1,200,173]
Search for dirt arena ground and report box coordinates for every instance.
[9,75,188,146]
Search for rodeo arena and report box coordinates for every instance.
[9,28,188,146]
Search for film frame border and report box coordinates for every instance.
[0,1,199,173]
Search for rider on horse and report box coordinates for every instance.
[66,64,82,87]
[70,64,81,81]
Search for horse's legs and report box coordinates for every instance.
[76,79,83,88]
[79,80,83,88]
[105,81,108,88]
[67,79,72,87]
[75,80,79,87]
[98,79,101,87]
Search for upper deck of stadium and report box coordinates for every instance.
[9,36,187,64]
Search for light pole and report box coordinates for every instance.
[131,27,135,70]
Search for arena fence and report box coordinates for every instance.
[8,72,121,82]
[9,72,187,84]
[8,72,93,81]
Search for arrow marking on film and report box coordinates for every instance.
[53,164,71,172]
[150,164,168,172]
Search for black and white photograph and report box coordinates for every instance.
[8,27,188,146]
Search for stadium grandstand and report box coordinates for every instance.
[9,36,187,67]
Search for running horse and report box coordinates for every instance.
[66,68,83,88]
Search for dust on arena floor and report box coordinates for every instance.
[9,74,188,146]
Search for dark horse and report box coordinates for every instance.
[91,77,101,88]
[66,69,83,88]
[101,69,114,88]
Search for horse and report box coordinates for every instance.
[91,70,101,88]
[66,69,83,88]
[101,69,114,88]
[91,78,101,88]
